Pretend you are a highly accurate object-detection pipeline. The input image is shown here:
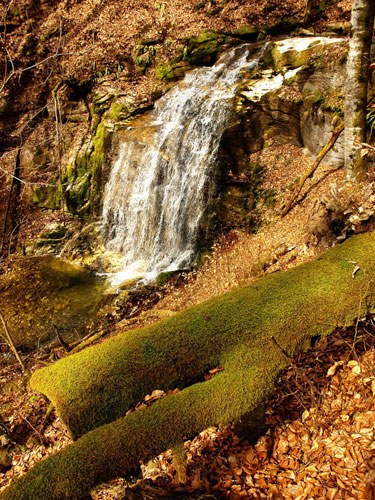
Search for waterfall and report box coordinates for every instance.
[102,44,255,282]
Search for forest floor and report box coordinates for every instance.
[2,142,375,499]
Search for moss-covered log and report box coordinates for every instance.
[3,232,375,499]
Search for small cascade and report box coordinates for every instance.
[102,44,257,281]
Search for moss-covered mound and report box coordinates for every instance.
[3,232,375,499]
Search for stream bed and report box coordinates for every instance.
[0,256,107,349]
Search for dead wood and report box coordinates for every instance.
[280,122,344,218]
[53,325,70,353]
[0,311,26,373]
[0,148,20,255]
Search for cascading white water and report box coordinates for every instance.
[101,36,343,283]
[102,44,257,282]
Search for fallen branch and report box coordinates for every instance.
[53,325,70,353]
[0,311,26,373]
[0,148,20,254]
[39,403,55,433]
[280,122,344,218]
[68,330,108,355]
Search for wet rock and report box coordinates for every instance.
[272,37,343,71]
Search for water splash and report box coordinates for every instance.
[102,44,256,282]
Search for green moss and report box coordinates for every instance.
[109,102,129,121]
[304,89,345,116]
[156,270,181,286]
[32,184,61,210]
[232,25,265,41]
[3,233,375,499]
[31,232,375,439]
[65,122,112,215]
[271,39,341,71]
[156,31,233,81]
[65,172,91,213]
[156,58,191,81]
[183,32,221,65]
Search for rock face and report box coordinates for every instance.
[214,37,347,232]
[299,64,346,166]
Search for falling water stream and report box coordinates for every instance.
[102,44,256,282]
[102,37,341,284]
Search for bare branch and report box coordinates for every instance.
[0,311,27,373]
[0,45,94,94]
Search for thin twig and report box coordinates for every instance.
[0,311,26,373]
[270,335,293,360]
[271,335,317,407]
[22,417,43,446]
[53,324,70,353]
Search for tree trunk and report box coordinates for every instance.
[303,0,314,27]
[344,0,375,180]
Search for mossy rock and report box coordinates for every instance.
[155,30,231,81]
[156,270,183,287]
[3,233,375,499]
[65,172,91,214]
[271,16,300,34]
[156,59,191,81]
[108,102,130,121]
[232,25,266,41]
[39,223,67,240]
[325,22,351,35]
[64,120,113,216]
[182,32,224,66]
[32,184,61,210]
[272,37,343,71]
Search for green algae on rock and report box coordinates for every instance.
[3,232,375,500]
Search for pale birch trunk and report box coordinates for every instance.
[344,0,374,180]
